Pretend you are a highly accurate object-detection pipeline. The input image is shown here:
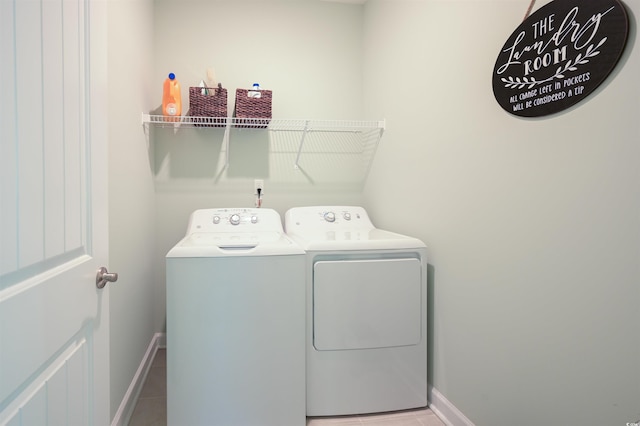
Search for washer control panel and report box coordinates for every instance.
[185,208,284,235]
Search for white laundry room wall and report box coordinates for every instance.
[151,0,371,330]
[362,1,640,425]
[106,1,373,422]
[107,0,157,422]
[107,0,639,424]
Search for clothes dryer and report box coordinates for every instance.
[284,206,428,416]
[166,208,305,426]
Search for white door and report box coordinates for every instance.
[0,0,110,424]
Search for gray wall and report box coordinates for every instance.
[362,1,640,425]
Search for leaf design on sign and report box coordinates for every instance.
[501,76,537,89]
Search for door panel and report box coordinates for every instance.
[1,0,88,285]
[0,0,109,424]
[0,0,18,274]
[1,327,90,425]
[313,258,422,350]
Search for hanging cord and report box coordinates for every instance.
[523,0,536,21]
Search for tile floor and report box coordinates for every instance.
[129,349,445,426]
[128,348,167,426]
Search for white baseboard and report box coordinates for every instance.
[111,332,166,426]
[428,385,475,426]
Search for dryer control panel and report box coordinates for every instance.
[285,206,374,231]
[184,208,284,235]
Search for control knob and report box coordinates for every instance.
[324,211,336,222]
[229,214,241,225]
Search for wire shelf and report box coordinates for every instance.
[142,114,384,132]
[141,114,385,171]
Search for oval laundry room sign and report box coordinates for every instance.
[492,0,629,117]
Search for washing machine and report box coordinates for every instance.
[165,208,305,426]
[284,206,428,416]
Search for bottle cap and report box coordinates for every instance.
[169,73,176,80]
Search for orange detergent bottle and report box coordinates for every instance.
[162,73,181,121]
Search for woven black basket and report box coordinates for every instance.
[187,85,227,127]
[234,88,272,128]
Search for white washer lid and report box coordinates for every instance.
[167,232,303,257]
[167,208,304,257]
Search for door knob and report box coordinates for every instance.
[96,266,119,289]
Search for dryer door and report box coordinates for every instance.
[313,258,422,351]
